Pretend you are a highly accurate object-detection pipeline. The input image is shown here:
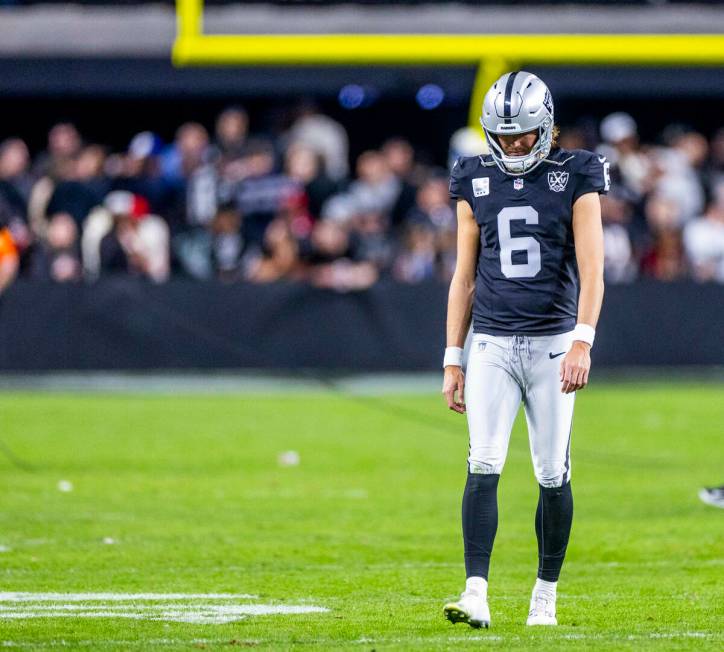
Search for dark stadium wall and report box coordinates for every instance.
[0,280,721,371]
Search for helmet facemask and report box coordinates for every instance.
[481,119,553,176]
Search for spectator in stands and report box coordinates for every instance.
[160,122,210,192]
[708,127,724,184]
[209,203,247,282]
[45,145,108,230]
[32,122,83,180]
[276,189,314,242]
[212,106,249,163]
[393,218,437,283]
[640,194,687,281]
[27,153,75,255]
[448,126,487,170]
[29,212,82,283]
[640,227,686,281]
[599,112,654,201]
[286,101,349,181]
[399,175,456,282]
[645,193,683,233]
[406,175,455,232]
[0,138,34,262]
[246,210,299,284]
[683,180,724,283]
[233,138,298,247]
[98,191,169,283]
[110,132,175,223]
[186,152,220,232]
[299,218,378,291]
[284,142,337,220]
[350,209,393,272]
[654,126,707,223]
[185,106,253,231]
[0,138,33,219]
[382,138,419,228]
[600,192,636,283]
[342,150,400,218]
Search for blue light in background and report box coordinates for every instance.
[338,84,366,109]
[416,84,445,110]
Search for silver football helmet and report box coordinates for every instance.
[480,71,554,176]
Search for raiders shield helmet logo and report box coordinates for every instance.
[547,171,569,192]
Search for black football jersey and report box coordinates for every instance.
[449,148,609,336]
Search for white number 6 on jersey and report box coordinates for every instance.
[497,206,542,278]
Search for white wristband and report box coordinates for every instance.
[572,323,596,347]
[443,346,464,368]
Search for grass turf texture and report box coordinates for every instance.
[0,382,722,650]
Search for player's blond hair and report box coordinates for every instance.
[551,124,560,148]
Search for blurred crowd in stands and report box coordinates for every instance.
[0,104,722,292]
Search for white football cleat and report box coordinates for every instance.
[526,593,557,626]
[443,590,490,629]
[699,486,724,509]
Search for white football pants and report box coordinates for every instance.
[464,330,577,488]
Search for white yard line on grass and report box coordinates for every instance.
[0,593,328,624]
[0,605,329,624]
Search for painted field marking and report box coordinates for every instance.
[0,593,328,624]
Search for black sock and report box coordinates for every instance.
[535,481,573,582]
[462,472,500,580]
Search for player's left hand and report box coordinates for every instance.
[559,341,591,394]
[442,366,466,414]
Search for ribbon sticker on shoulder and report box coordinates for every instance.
[472,177,490,197]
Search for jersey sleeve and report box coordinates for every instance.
[449,157,472,205]
[573,151,611,202]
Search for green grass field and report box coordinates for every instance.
[1,381,722,650]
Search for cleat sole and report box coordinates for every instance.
[443,603,489,629]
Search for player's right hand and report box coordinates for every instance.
[442,366,466,414]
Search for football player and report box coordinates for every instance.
[441,71,608,628]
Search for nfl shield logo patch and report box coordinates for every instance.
[548,171,569,192]
[513,178,524,190]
